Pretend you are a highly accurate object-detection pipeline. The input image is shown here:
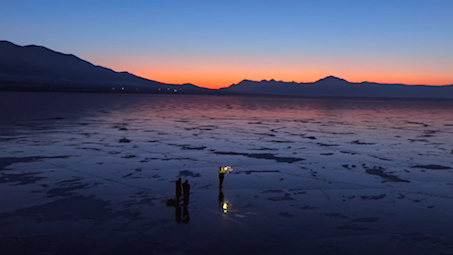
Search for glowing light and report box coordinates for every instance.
[224,166,233,173]
[223,202,228,213]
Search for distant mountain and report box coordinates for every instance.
[0,41,210,93]
[2,40,452,98]
[222,76,453,99]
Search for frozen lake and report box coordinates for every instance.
[1,91,453,254]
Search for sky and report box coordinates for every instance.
[1,0,453,88]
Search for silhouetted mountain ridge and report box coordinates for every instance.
[1,40,452,98]
[222,76,453,98]
[0,41,210,93]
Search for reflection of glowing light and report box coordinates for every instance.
[223,202,228,213]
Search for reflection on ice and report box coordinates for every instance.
[218,189,231,214]
[1,92,453,254]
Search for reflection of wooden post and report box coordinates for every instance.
[175,205,182,224]
[182,205,190,224]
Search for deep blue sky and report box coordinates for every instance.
[1,0,452,88]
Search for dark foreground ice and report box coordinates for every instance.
[1,92,453,254]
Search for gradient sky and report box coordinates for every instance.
[1,0,453,88]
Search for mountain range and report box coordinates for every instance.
[224,76,453,98]
[1,40,453,98]
[0,40,209,93]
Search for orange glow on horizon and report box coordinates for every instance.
[133,69,453,89]
[89,54,453,89]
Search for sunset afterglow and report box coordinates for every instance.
[2,1,453,253]
[1,0,452,88]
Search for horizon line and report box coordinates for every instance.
[139,75,453,89]
[2,40,452,89]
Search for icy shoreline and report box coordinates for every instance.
[1,92,453,254]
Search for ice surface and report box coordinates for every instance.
[1,92,453,254]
